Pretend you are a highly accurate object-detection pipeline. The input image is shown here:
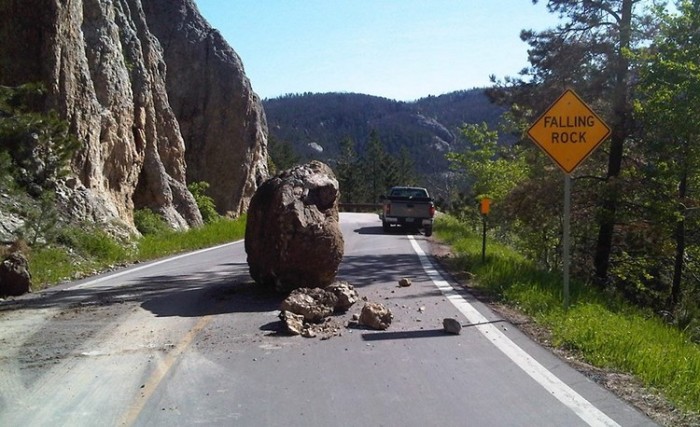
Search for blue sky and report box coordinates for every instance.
[194,1,560,101]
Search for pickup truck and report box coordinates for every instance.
[380,186,436,236]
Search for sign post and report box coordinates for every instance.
[480,197,491,263]
[527,89,610,309]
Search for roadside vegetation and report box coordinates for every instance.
[434,214,700,416]
[29,213,247,288]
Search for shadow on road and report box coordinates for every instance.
[139,277,284,318]
[0,263,285,319]
[361,318,517,341]
[361,329,448,340]
[337,253,427,288]
[2,251,437,316]
[353,226,423,236]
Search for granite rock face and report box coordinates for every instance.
[143,0,269,216]
[0,0,267,230]
[245,161,344,292]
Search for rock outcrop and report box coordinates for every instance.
[245,161,344,291]
[0,0,267,229]
[143,0,268,216]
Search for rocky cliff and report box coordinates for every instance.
[143,0,269,216]
[0,0,267,229]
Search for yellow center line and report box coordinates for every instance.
[119,314,214,426]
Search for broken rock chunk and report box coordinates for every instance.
[359,302,393,330]
[443,318,462,335]
[326,280,359,312]
[280,287,338,323]
[398,278,412,287]
[279,310,305,335]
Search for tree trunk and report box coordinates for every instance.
[671,158,688,307]
[593,0,634,285]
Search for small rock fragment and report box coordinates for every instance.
[359,302,393,330]
[398,278,412,287]
[443,318,462,335]
[301,327,317,338]
[279,310,305,335]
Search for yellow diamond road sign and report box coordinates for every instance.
[527,89,611,174]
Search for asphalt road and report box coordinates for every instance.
[0,213,656,426]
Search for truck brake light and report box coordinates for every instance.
[384,203,391,215]
[429,204,436,218]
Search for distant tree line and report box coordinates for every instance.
[334,130,416,204]
[268,128,417,204]
[262,89,505,178]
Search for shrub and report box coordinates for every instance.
[188,181,219,224]
[133,208,171,236]
[0,83,80,195]
[57,226,131,263]
[17,192,60,246]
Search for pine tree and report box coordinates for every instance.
[335,137,361,203]
[495,0,654,286]
[635,1,700,307]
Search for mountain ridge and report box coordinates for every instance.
[263,89,507,177]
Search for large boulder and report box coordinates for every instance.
[0,252,32,297]
[245,161,344,291]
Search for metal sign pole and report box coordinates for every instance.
[482,214,487,263]
[479,197,491,263]
[563,174,571,309]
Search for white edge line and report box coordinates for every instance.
[408,235,620,427]
[66,240,244,291]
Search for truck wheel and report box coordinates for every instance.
[382,221,390,233]
[424,225,433,237]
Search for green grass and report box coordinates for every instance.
[30,227,133,286]
[30,247,80,286]
[137,216,246,259]
[29,216,247,287]
[434,214,700,413]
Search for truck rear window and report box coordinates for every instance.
[390,188,428,198]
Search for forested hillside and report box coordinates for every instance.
[263,89,506,178]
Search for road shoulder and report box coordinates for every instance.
[427,236,697,427]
